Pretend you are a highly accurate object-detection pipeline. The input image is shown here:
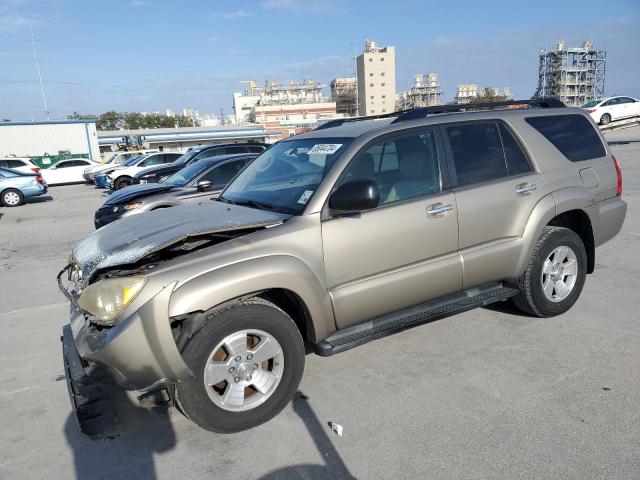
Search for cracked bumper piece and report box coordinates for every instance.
[68,282,193,391]
[61,324,120,437]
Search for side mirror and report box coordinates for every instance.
[197,180,213,192]
[329,179,379,214]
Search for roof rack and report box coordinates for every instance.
[391,97,565,124]
[314,109,412,131]
[314,98,565,131]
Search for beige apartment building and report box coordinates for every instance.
[356,40,396,116]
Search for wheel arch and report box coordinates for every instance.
[168,255,335,344]
[548,209,595,274]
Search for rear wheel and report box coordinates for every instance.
[1,189,23,207]
[513,226,587,317]
[113,176,132,190]
[600,113,611,125]
[174,298,305,433]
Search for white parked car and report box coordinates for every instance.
[0,157,41,174]
[83,150,157,182]
[41,158,100,186]
[106,152,182,190]
[581,96,640,125]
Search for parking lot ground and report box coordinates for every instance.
[1,139,639,479]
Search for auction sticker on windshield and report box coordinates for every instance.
[297,190,314,205]
[307,144,343,155]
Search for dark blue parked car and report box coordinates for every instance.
[0,167,47,207]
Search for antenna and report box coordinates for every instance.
[30,23,49,120]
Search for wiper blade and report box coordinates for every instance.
[238,199,277,210]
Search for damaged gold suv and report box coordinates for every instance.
[59,99,626,434]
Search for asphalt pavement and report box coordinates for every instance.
[0,135,638,479]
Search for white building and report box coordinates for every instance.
[454,84,479,104]
[0,120,100,166]
[356,40,396,116]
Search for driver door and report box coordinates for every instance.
[321,128,462,329]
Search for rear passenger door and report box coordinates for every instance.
[442,121,547,289]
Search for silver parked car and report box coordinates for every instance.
[59,99,626,435]
[94,154,256,228]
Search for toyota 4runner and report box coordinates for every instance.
[59,99,626,434]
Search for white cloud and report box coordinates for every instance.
[261,0,298,10]
[211,10,254,20]
[0,13,34,31]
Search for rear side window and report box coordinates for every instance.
[499,124,531,175]
[526,114,606,162]
[444,123,507,187]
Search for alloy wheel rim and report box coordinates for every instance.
[541,245,578,302]
[4,191,20,205]
[203,329,284,412]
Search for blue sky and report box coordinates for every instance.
[1,0,638,120]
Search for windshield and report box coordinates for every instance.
[164,161,211,187]
[104,154,117,164]
[172,149,201,165]
[122,155,142,166]
[581,100,600,108]
[220,138,351,214]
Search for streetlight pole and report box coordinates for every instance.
[30,23,49,120]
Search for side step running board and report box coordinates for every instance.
[314,283,518,356]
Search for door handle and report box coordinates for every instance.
[515,183,537,195]
[426,203,453,216]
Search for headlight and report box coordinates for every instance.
[78,276,147,323]
[124,202,141,211]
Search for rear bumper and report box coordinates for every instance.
[588,196,627,247]
[22,184,47,198]
[61,324,119,436]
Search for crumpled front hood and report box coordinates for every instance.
[105,183,175,205]
[73,201,291,285]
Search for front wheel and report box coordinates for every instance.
[513,226,587,317]
[600,113,611,125]
[113,176,132,190]
[174,298,305,433]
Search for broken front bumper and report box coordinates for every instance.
[61,324,119,436]
[63,281,193,391]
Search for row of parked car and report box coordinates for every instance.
[90,143,268,228]
[0,143,268,208]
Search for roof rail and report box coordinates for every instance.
[314,109,411,131]
[391,97,565,124]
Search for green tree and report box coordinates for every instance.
[67,111,97,120]
[96,111,123,130]
[470,87,509,104]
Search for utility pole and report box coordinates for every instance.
[30,23,49,120]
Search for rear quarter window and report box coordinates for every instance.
[525,114,606,162]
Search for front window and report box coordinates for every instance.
[164,161,212,187]
[220,138,352,214]
[580,100,600,108]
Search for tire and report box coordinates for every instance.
[513,226,587,317]
[600,113,611,125]
[1,189,24,207]
[113,176,132,190]
[174,298,305,433]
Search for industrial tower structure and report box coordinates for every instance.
[534,40,606,107]
[397,73,443,110]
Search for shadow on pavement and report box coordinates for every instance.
[259,391,356,480]
[65,384,175,480]
[25,195,53,204]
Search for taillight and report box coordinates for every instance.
[612,155,622,196]
[35,175,43,184]
[31,167,41,173]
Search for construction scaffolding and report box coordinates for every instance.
[534,40,606,107]
[240,80,328,106]
[397,73,443,110]
[330,77,357,117]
